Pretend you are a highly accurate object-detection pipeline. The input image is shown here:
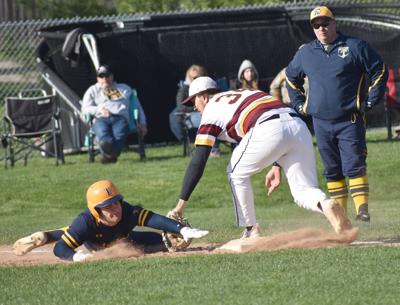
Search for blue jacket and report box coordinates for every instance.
[286,33,388,120]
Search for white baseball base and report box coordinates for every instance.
[217,237,264,253]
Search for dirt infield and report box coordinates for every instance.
[1,228,399,267]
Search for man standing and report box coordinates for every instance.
[172,76,352,238]
[82,65,147,163]
[286,6,388,222]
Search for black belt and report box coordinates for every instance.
[259,113,300,125]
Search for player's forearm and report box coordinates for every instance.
[145,212,184,234]
[179,146,211,201]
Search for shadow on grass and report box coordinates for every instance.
[367,138,399,143]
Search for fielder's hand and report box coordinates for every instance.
[162,210,192,252]
[265,165,281,196]
[295,103,307,116]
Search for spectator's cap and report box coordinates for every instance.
[310,6,334,22]
[182,76,218,104]
[96,65,112,77]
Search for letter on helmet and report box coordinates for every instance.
[86,180,123,222]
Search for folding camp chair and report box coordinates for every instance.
[173,111,201,157]
[86,88,146,163]
[1,89,64,168]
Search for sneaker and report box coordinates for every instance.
[355,211,370,222]
[241,224,262,239]
[13,231,48,256]
[322,199,353,234]
[180,227,209,241]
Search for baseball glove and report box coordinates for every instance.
[162,210,192,252]
[13,231,48,256]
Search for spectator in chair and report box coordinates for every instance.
[82,65,147,163]
[169,64,207,143]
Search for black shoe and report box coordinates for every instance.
[100,155,117,164]
[355,211,370,222]
[99,141,115,155]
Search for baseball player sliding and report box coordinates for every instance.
[172,76,353,238]
[13,180,208,261]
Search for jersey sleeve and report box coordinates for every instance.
[53,213,93,260]
[194,124,223,147]
[357,40,388,107]
[285,50,307,109]
[123,204,154,227]
[145,212,184,234]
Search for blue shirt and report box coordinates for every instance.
[286,33,388,120]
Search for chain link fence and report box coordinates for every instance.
[0,16,119,105]
[1,1,399,107]
[1,1,399,136]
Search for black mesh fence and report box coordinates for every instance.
[2,1,400,147]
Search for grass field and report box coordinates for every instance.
[0,129,399,305]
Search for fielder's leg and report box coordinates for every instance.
[281,114,327,212]
[227,115,287,237]
[279,115,353,233]
[320,199,353,234]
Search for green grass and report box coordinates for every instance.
[0,247,399,305]
[0,129,399,305]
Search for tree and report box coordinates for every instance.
[114,0,290,13]
[17,0,116,19]
[114,0,181,13]
[16,0,294,19]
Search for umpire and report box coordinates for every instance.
[286,6,388,222]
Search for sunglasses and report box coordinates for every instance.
[312,20,331,29]
[98,74,111,78]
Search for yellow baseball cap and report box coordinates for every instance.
[310,6,335,22]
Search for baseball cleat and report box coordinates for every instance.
[13,231,48,256]
[241,223,262,239]
[322,199,353,234]
[180,227,209,241]
[355,211,370,222]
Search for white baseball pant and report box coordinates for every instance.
[227,110,326,227]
